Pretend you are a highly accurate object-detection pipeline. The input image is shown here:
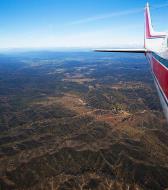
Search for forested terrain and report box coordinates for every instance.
[0,52,168,190]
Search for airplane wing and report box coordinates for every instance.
[95,3,168,122]
[95,49,147,53]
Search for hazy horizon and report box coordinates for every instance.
[0,0,168,49]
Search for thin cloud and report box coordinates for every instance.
[68,8,143,25]
[152,2,168,9]
[68,2,168,25]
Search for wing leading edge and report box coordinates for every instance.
[95,49,147,53]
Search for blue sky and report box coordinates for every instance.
[0,0,168,49]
